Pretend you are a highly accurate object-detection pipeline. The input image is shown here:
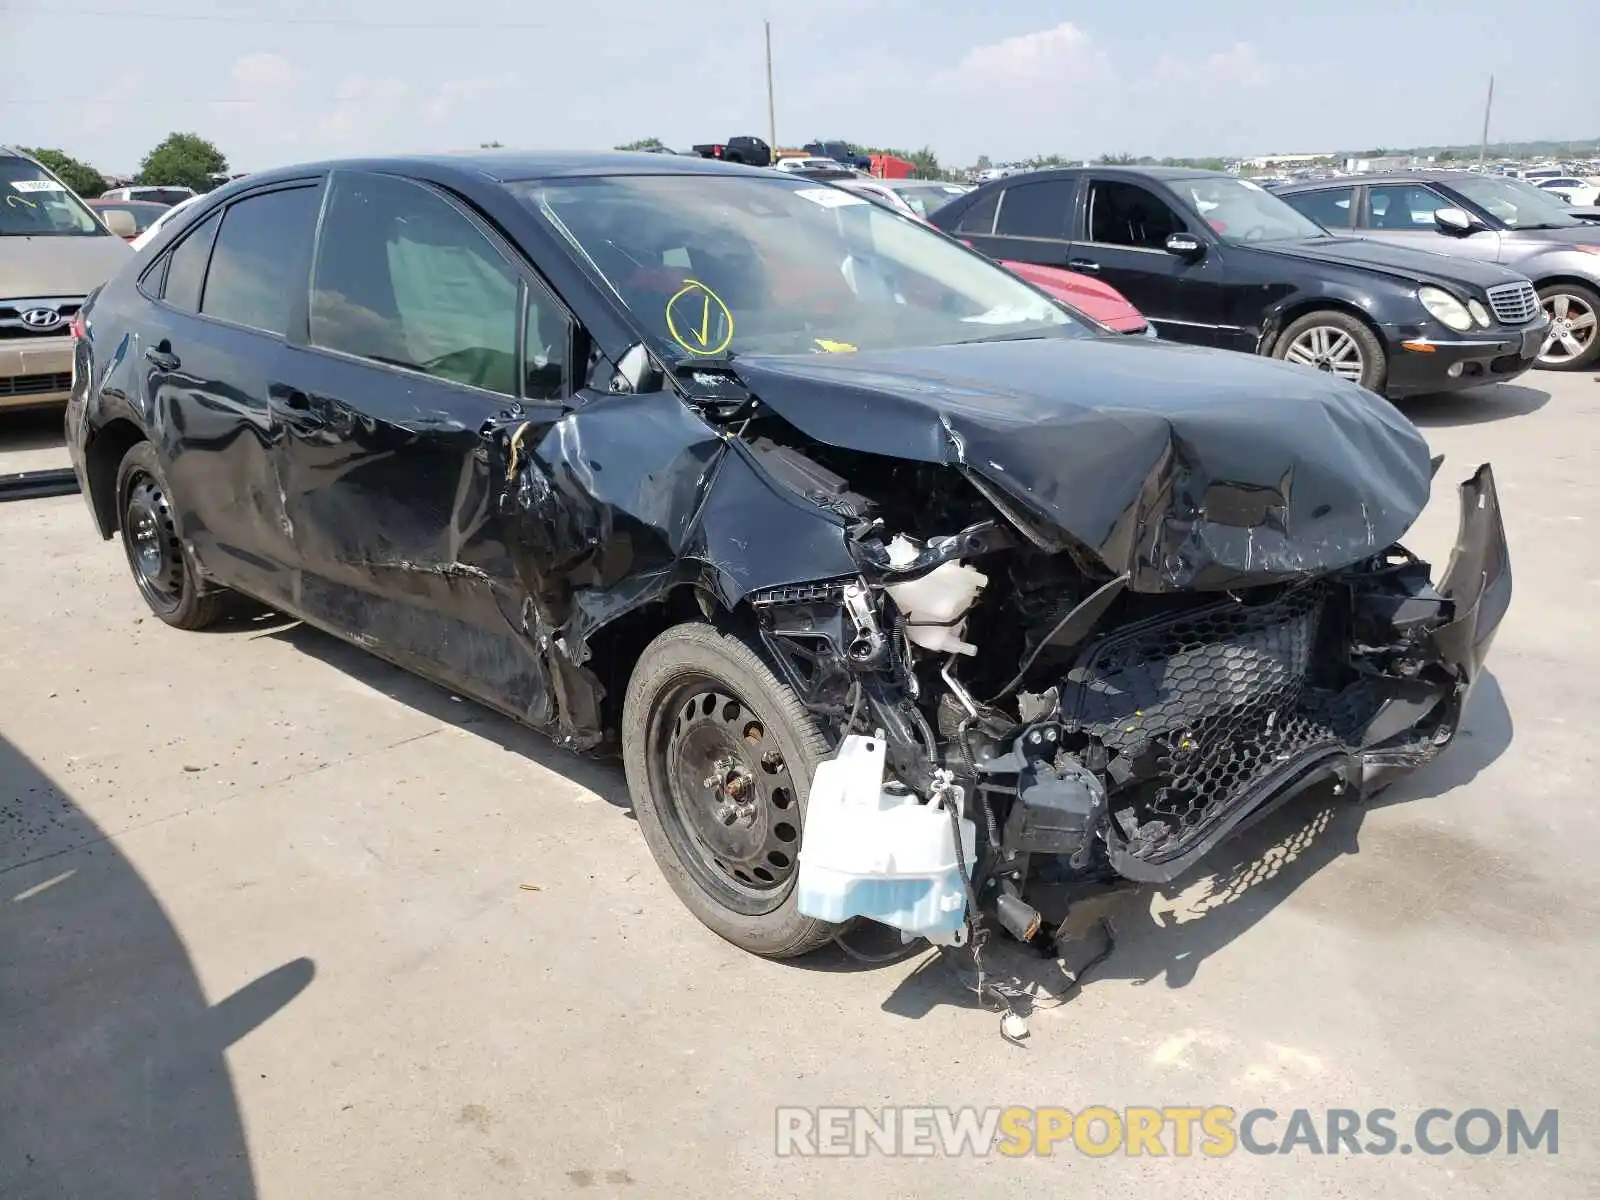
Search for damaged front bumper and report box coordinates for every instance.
[799,464,1511,936]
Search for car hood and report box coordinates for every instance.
[729,336,1434,592]
[1248,235,1524,290]
[999,260,1148,332]
[1503,223,1600,247]
[1,234,131,300]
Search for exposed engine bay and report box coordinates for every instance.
[736,413,1510,959]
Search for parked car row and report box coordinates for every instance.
[925,165,1556,394]
[1272,171,1600,369]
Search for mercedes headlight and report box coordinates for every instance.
[1419,286,1474,333]
[1467,298,1492,328]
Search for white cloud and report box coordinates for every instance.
[1148,41,1277,90]
[948,23,1115,89]
[422,73,522,125]
[315,75,413,146]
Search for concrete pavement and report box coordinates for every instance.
[2,373,1597,1198]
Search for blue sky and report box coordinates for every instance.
[2,1,1594,174]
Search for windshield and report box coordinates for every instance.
[511,174,1079,359]
[892,184,969,218]
[1,157,106,236]
[1170,176,1328,243]
[1450,176,1583,229]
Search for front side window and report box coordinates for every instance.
[1281,186,1355,230]
[200,186,321,336]
[1364,185,1449,230]
[993,180,1074,240]
[512,174,1075,361]
[1,157,105,237]
[311,171,521,396]
[1086,180,1189,248]
[1166,176,1325,243]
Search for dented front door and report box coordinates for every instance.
[267,167,568,726]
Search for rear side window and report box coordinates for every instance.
[1282,186,1355,230]
[993,180,1074,240]
[200,186,321,336]
[310,171,521,396]
[953,191,1000,235]
[160,211,222,312]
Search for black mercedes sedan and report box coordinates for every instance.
[930,166,1549,398]
[65,152,1509,973]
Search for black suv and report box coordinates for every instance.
[931,166,1549,398]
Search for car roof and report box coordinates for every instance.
[225,149,765,192]
[1274,170,1490,192]
[974,165,1229,184]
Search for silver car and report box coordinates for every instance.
[1274,170,1600,370]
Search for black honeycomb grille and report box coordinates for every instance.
[1061,585,1342,860]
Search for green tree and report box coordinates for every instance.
[616,137,666,152]
[19,147,106,198]
[137,133,228,192]
[974,154,992,173]
[1097,152,1137,165]
[480,140,505,149]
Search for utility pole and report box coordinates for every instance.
[1478,74,1494,169]
[765,19,777,153]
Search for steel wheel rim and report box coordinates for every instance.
[1539,292,1597,365]
[1284,326,1365,382]
[122,471,185,614]
[646,673,802,917]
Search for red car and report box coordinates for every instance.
[997,258,1151,335]
[836,177,1152,336]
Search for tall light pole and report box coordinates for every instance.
[1478,75,1494,169]
[765,19,777,152]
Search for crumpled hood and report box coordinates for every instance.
[1,233,130,300]
[730,335,1435,592]
[1251,235,1526,292]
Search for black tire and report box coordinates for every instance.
[1271,309,1388,394]
[114,441,229,630]
[622,622,845,958]
[1534,281,1600,371]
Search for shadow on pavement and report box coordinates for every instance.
[874,670,1513,1019]
[264,618,635,814]
[0,733,314,1199]
[0,407,67,453]
[1399,381,1550,427]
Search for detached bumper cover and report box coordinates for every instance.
[1070,464,1511,883]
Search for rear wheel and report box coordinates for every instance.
[115,442,229,630]
[1272,310,1387,393]
[622,622,843,958]
[1535,282,1600,370]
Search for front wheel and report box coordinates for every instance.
[1272,310,1387,394]
[622,622,844,958]
[1535,282,1600,370]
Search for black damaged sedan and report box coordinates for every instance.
[66,152,1511,962]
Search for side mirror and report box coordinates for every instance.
[1433,207,1476,236]
[102,209,137,238]
[1165,232,1204,258]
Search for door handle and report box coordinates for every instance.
[1067,258,1101,273]
[144,346,180,370]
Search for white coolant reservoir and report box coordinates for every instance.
[883,535,988,656]
[797,734,977,943]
